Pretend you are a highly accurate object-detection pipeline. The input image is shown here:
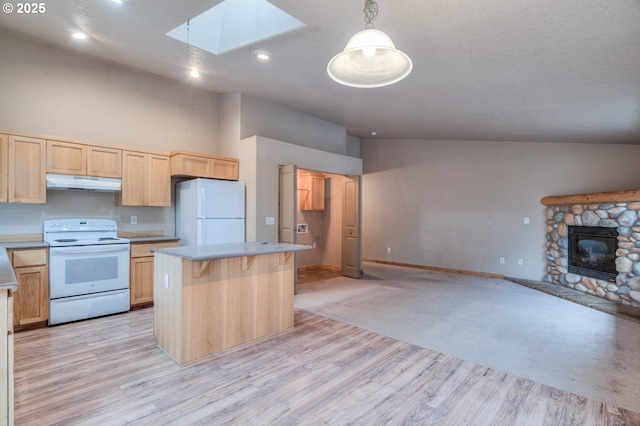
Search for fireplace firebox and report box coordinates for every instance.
[568,226,618,282]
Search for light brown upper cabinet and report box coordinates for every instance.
[47,140,122,178]
[299,172,325,211]
[0,134,7,202]
[117,150,171,207]
[47,140,86,175]
[170,151,239,181]
[87,146,122,178]
[8,135,46,204]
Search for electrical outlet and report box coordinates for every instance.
[164,273,169,289]
[312,242,317,248]
[524,217,530,225]
[131,215,137,225]
[518,259,524,266]
[387,247,391,253]
[499,257,505,264]
[265,217,275,225]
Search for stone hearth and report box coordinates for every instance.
[541,190,640,307]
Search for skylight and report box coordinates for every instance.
[166,0,305,55]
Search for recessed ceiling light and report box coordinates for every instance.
[112,0,122,3]
[253,49,271,61]
[189,70,200,78]
[72,32,87,40]
[371,131,377,136]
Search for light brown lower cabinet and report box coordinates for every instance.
[9,248,48,332]
[130,241,179,309]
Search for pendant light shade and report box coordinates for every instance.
[327,28,412,88]
[327,0,412,88]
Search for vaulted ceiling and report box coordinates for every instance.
[1,0,639,143]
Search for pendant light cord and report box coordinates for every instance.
[364,0,378,28]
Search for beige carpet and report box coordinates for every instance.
[295,261,640,414]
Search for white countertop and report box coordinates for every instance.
[152,242,312,261]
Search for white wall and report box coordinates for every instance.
[239,96,350,156]
[0,30,221,237]
[0,30,220,154]
[361,139,640,280]
[0,190,175,236]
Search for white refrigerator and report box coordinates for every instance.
[176,178,245,246]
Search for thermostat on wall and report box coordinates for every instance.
[297,224,308,233]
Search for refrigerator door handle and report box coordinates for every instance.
[200,187,206,219]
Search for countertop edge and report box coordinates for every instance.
[128,236,180,243]
[153,242,312,261]
[0,247,19,290]
[0,240,48,250]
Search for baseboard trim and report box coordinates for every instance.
[363,259,504,280]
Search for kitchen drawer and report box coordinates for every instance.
[130,241,179,258]
[11,248,47,267]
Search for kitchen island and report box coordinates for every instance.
[152,242,311,365]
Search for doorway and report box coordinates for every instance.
[278,165,362,290]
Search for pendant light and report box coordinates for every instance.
[327,0,412,88]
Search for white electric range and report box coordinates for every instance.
[43,218,130,325]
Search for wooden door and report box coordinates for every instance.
[0,134,7,203]
[171,153,211,177]
[211,158,239,181]
[13,265,48,330]
[46,140,86,175]
[118,151,147,206]
[279,165,298,292]
[130,257,154,308]
[8,135,46,204]
[147,154,171,207]
[278,164,297,244]
[342,175,362,278]
[87,146,122,178]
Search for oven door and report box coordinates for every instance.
[49,244,130,299]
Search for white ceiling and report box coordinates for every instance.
[1,0,639,143]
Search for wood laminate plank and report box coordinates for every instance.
[12,308,640,425]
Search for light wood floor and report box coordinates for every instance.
[14,308,640,425]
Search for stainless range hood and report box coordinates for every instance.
[46,174,122,192]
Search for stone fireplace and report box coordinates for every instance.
[542,190,640,307]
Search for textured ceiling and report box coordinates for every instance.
[1,0,639,143]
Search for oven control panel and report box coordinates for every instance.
[44,218,118,232]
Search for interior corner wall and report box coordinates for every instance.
[360,138,640,280]
[0,29,220,154]
[346,134,362,159]
[239,95,349,156]
[219,93,242,158]
[240,136,362,243]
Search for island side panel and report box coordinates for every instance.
[153,252,184,364]
[181,252,295,365]
[254,251,295,337]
